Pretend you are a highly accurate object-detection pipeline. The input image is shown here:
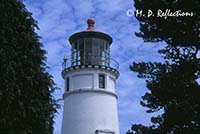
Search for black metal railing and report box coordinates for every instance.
[62,55,119,70]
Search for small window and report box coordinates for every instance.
[99,74,105,88]
[66,78,69,92]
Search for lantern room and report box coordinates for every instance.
[68,19,113,67]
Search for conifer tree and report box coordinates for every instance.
[128,0,200,133]
[0,0,59,133]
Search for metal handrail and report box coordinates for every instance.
[62,55,119,70]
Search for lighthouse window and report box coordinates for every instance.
[66,78,69,92]
[85,38,93,65]
[99,74,105,88]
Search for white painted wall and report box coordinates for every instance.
[108,76,115,92]
[63,69,117,93]
[62,68,119,134]
[61,91,119,134]
[72,74,94,89]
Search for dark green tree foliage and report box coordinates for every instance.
[127,124,154,134]
[134,0,200,47]
[128,0,200,133]
[130,49,200,134]
[0,0,59,134]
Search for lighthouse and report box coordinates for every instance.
[61,19,120,134]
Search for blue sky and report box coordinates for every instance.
[24,0,165,133]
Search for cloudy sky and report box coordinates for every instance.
[24,0,164,133]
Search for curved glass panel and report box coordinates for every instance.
[71,38,110,66]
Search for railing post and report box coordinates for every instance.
[63,55,68,69]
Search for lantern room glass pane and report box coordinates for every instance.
[84,38,92,65]
[71,38,110,66]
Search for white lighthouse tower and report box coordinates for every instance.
[61,18,120,134]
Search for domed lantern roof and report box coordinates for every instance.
[69,18,112,44]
